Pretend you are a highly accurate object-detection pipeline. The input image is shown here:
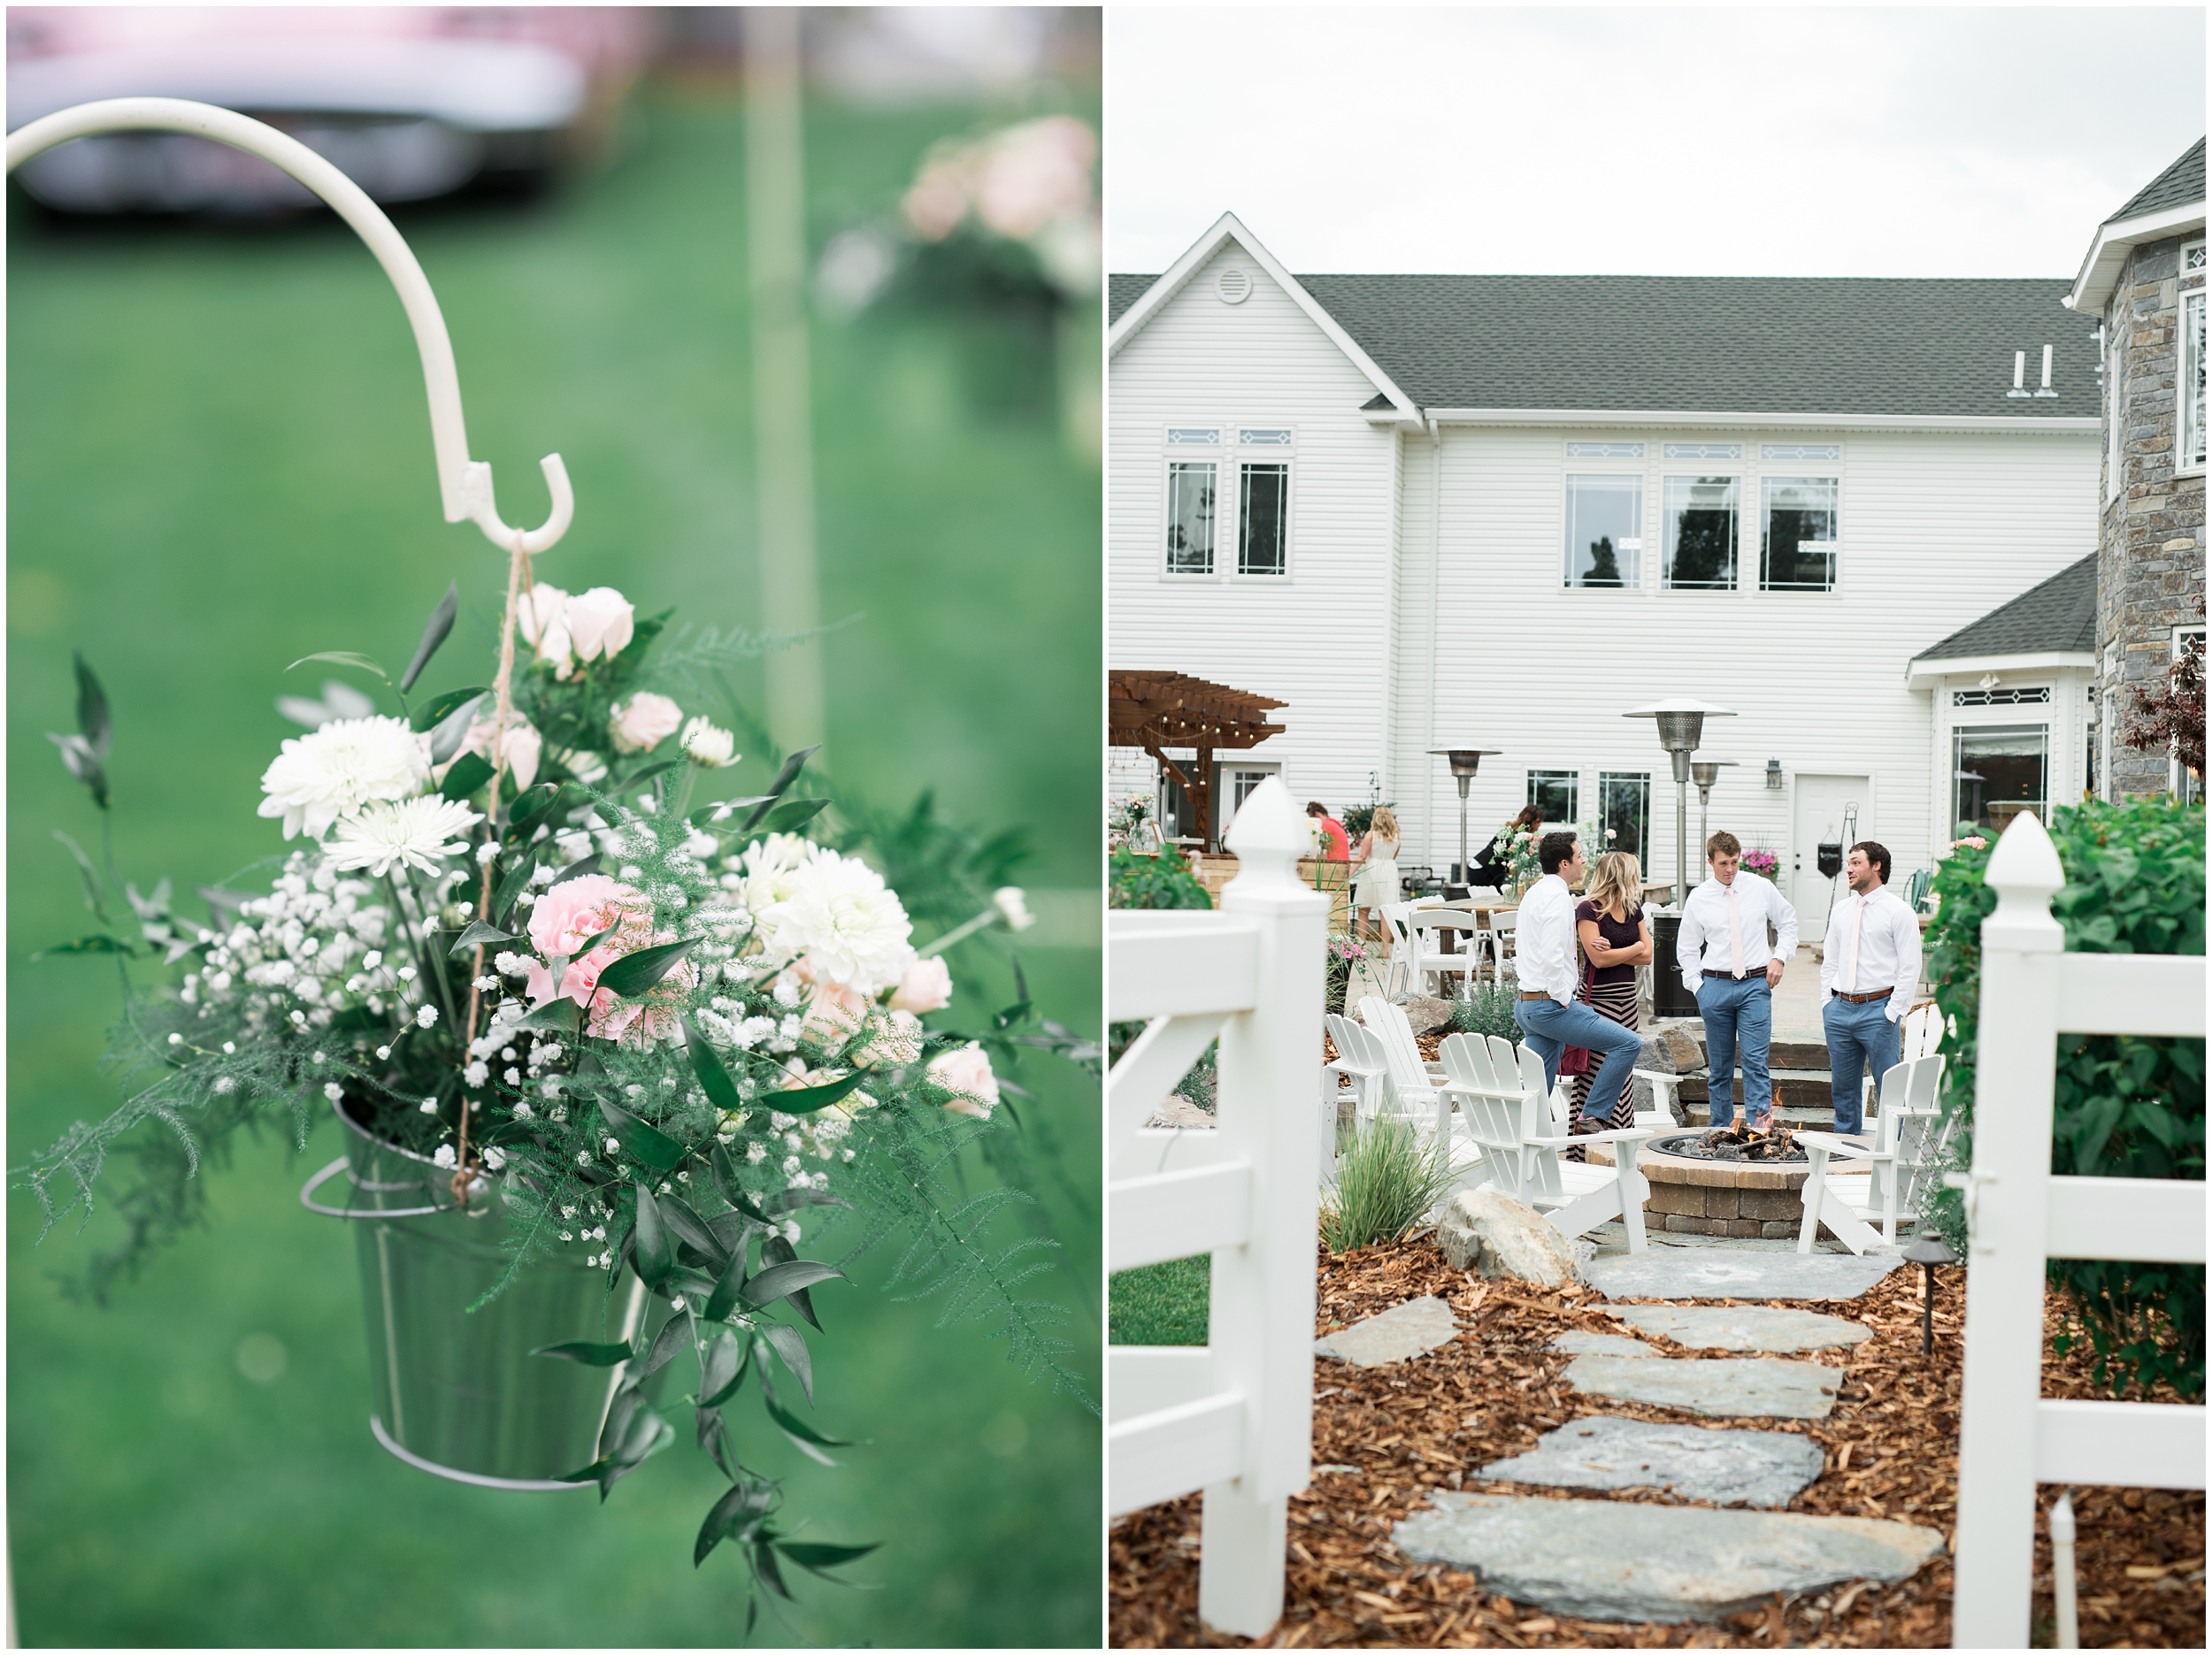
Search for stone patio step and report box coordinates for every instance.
[1563,1352,1842,1420]
[1678,1072,1836,1110]
[1314,1295,1457,1368]
[1600,1304,1872,1353]
[1586,1248,1901,1302]
[1393,1493,1945,1623]
[1477,1414,1825,1508]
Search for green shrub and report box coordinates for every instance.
[1450,983,1523,1044]
[1922,797,2205,1398]
[1107,843,1212,910]
[1321,1117,1457,1253]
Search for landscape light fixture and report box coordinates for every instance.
[1624,700,1735,901]
[1690,760,1737,860]
[1426,747,1502,887]
[1901,1234,1957,1355]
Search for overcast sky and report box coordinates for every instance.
[1106,7,2206,279]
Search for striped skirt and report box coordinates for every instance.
[1565,977,1640,1161]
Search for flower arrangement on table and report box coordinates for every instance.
[23,574,1089,1618]
[1740,847,1780,879]
[1496,819,1543,889]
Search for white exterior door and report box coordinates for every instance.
[1791,774,1867,937]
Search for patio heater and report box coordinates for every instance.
[1690,760,1737,865]
[1625,701,1734,1021]
[1426,747,1501,891]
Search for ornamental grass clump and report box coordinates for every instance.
[1321,1117,1456,1253]
[1449,983,1521,1043]
[21,575,1093,1621]
[1921,796,2205,1399]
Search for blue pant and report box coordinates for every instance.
[1694,974,1773,1129]
[1515,994,1643,1127]
[1823,995,1899,1139]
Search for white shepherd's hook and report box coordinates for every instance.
[6,98,572,555]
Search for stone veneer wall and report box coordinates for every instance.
[2100,232,2208,798]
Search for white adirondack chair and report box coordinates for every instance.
[1458,1040,1653,1252]
[1356,997,1485,1186]
[1860,999,1944,1121]
[1324,1011,1388,1128]
[1799,1054,1949,1253]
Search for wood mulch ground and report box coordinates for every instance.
[1109,1238,2205,1648]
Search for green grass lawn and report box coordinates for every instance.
[9,81,1097,1648]
[1108,1256,1210,1347]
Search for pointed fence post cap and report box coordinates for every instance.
[1982,808,2064,947]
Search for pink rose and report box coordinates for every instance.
[801,980,871,1044]
[926,1041,998,1119]
[889,955,953,1015]
[523,875,650,1011]
[610,693,683,755]
[565,586,635,664]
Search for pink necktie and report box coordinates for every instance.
[1845,894,1867,992]
[1727,884,1745,978]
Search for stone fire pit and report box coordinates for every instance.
[1588,1130,1816,1240]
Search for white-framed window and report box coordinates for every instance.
[1760,475,1839,592]
[1663,442,1741,461]
[1233,426,1294,578]
[1760,443,1840,463]
[1597,771,1651,863]
[1566,440,1643,459]
[1953,723,2049,834]
[1164,458,1217,576]
[1527,770,1578,824]
[1563,473,1642,588]
[1662,474,1738,589]
[2175,625,2206,804]
[2108,327,2127,502]
[2181,280,2205,474]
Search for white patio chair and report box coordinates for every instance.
[1460,1041,1652,1253]
[1409,909,1481,1000]
[1860,999,1944,1120]
[1468,909,1519,986]
[1376,903,1421,1000]
[1798,1054,1949,1254]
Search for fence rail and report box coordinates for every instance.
[1105,778,1325,1639]
[1948,811,2207,1648]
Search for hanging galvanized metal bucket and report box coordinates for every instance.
[301,1096,649,1490]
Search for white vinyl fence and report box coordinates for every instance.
[1949,812,2208,1648]
[1106,778,1326,1639]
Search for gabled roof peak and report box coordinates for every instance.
[2106,137,2206,226]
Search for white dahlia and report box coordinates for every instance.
[737,831,818,917]
[757,847,916,995]
[324,797,483,878]
[258,716,430,839]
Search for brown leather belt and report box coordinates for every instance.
[1701,969,1753,979]
[1835,988,1893,1004]
[1518,990,1549,1000]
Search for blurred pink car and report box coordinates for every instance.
[6,7,656,212]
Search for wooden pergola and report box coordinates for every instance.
[1109,670,1287,848]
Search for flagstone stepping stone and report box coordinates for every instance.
[1586,1248,1901,1302]
[1394,1492,1944,1623]
[1601,1304,1872,1352]
[1548,1331,1655,1359]
[1563,1353,1842,1420]
[1477,1415,1824,1508]
[1314,1294,1457,1368]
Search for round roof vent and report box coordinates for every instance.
[1216,268,1252,304]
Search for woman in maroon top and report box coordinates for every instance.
[1569,852,1655,1153]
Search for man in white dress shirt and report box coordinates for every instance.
[1677,830,1800,1133]
[1818,841,1923,1140]
[1514,830,1643,1116]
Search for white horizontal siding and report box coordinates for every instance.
[1111,277,2103,894]
[1109,239,1399,828]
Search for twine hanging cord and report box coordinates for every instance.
[453,531,532,1205]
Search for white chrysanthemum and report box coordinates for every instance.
[324,797,483,879]
[258,716,429,839]
[738,831,818,917]
[757,847,916,994]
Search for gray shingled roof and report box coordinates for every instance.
[2106,137,2206,225]
[1911,554,2097,662]
[1111,270,2099,418]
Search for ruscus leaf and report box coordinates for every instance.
[398,580,458,693]
[596,938,699,999]
[531,1339,635,1367]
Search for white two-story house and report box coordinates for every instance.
[1108,212,2105,921]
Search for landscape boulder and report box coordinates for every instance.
[1436,1188,1585,1287]
[1631,1026,1704,1122]
[1390,994,1455,1038]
